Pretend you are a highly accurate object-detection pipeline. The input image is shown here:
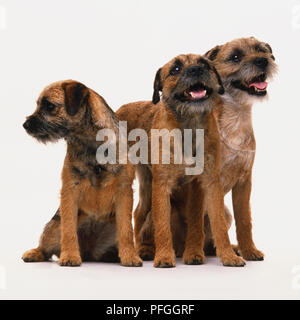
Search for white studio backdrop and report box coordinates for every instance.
[0,0,300,299]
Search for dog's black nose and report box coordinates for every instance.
[253,57,268,69]
[23,116,40,132]
[23,119,31,131]
[186,66,204,77]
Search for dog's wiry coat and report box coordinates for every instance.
[136,37,277,261]
[117,54,245,267]
[22,80,142,267]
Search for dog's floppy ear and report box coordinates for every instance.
[62,81,90,116]
[152,68,162,104]
[264,42,275,61]
[205,45,221,61]
[264,43,273,54]
[203,57,224,95]
[211,64,225,95]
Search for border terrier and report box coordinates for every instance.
[136,37,277,261]
[117,54,245,267]
[22,80,142,267]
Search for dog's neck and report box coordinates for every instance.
[177,111,210,131]
[164,99,216,131]
[217,97,255,152]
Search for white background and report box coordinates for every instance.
[0,0,300,299]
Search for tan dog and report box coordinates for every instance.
[117,54,245,267]
[136,37,277,261]
[22,80,142,267]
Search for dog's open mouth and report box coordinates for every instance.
[179,83,212,102]
[232,74,268,96]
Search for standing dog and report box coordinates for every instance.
[118,54,245,267]
[22,80,142,267]
[137,37,277,261]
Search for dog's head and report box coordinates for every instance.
[23,80,90,143]
[152,54,224,117]
[205,37,277,104]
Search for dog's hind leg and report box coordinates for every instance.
[204,205,233,256]
[138,210,155,260]
[22,209,61,262]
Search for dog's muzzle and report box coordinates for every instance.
[175,66,213,102]
[23,116,42,134]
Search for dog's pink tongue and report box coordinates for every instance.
[249,82,268,90]
[190,89,206,99]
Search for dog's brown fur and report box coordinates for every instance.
[136,37,277,261]
[117,54,245,267]
[22,80,142,267]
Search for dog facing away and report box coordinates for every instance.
[136,37,278,261]
[117,54,245,267]
[22,80,142,267]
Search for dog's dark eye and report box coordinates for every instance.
[230,54,242,63]
[229,50,243,63]
[170,65,181,76]
[46,103,56,111]
[42,99,56,112]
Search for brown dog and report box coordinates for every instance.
[22,80,142,267]
[136,37,278,261]
[117,54,245,267]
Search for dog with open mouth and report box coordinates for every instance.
[22,80,142,267]
[136,37,278,262]
[117,53,245,267]
[27,37,277,267]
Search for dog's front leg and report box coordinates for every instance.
[115,187,143,267]
[152,177,176,268]
[206,178,245,267]
[58,163,82,267]
[232,174,264,261]
[182,180,206,265]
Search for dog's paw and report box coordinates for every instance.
[22,248,46,262]
[58,254,82,267]
[154,254,176,268]
[138,245,155,261]
[241,247,264,261]
[183,250,206,265]
[220,252,246,267]
[121,255,143,267]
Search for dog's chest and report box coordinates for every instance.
[220,146,254,193]
[78,179,116,219]
[70,162,118,219]
[218,110,255,193]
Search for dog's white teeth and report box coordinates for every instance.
[190,90,206,99]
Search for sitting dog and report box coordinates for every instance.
[136,37,277,261]
[22,80,142,267]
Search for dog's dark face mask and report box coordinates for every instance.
[23,81,90,143]
[205,37,278,104]
[152,54,224,118]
